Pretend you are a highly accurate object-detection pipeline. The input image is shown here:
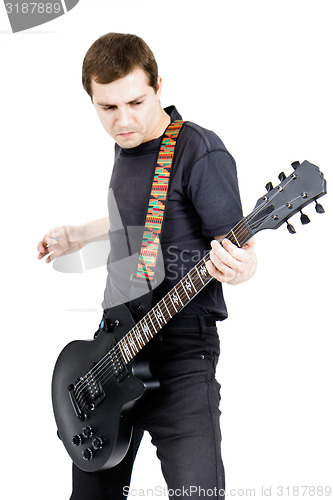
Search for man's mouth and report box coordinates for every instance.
[118,132,135,137]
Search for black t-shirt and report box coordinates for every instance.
[102,106,243,320]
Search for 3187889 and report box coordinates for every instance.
[5,2,62,14]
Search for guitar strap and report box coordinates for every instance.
[128,119,185,316]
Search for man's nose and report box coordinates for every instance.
[116,107,131,128]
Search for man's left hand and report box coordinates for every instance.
[206,237,257,285]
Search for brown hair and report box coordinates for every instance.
[82,33,159,100]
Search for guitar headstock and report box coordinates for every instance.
[246,161,327,236]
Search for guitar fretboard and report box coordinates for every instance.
[117,218,252,364]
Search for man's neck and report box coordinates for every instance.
[146,107,171,142]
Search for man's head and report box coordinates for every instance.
[82,33,169,148]
[82,33,159,100]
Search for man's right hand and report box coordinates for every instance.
[37,225,84,264]
[37,218,110,264]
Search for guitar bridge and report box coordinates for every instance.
[68,384,86,421]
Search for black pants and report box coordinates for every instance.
[70,315,225,500]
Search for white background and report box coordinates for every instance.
[0,0,332,498]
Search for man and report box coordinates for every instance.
[37,33,257,500]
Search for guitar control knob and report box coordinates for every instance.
[82,426,94,439]
[72,434,82,447]
[82,448,94,461]
[92,437,104,450]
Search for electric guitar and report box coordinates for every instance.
[52,160,327,472]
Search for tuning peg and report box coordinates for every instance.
[278,172,286,181]
[315,201,325,214]
[286,221,296,234]
[265,182,274,192]
[291,161,300,169]
[300,211,310,224]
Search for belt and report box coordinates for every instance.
[160,314,217,331]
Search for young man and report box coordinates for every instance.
[37,33,256,500]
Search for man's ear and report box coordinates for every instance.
[156,76,163,97]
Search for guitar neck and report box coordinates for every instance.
[117,218,252,364]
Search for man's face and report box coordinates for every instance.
[91,68,163,148]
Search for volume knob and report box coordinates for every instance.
[72,434,82,447]
[92,437,104,450]
[82,448,94,461]
[82,426,94,439]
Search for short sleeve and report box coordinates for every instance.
[185,150,243,237]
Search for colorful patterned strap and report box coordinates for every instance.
[136,120,185,281]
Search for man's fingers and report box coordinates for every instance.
[205,259,225,281]
[207,239,247,281]
[37,240,49,258]
[220,238,244,260]
[45,250,57,263]
[209,248,230,272]
[207,237,257,285]
[211,240,241,267]
[37,236,58,261]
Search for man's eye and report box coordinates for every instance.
[132,101,143,106]
[103,106,116,111]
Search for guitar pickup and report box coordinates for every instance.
[89,387,106,410]
[68,373,107,419]
[111,344,129,382]
[116,363,128,383]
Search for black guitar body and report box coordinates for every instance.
[52,304,158,472]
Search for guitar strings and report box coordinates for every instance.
[73,258,214,405]
[73,196,281,405]
[73,217,257,405]
[74,244,249,404]
[74,262,215,406]
[74,267,205,404]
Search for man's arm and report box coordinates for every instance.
[206,236,257,285]
[37,217,110,264]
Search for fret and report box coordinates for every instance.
[138,322,150,342]
[117,341,126,363]
[175,286,184,306]
[230,229,240,247]
[119,340,130,363]
[187,275,197,293]
[170,289,183,310]
[153,305,165,327]
[142,319,153,339]
[128,331,138,354]
[125,332,134,354]
[189,270,201,294]
[124,340,133,360]
[133,326,145,347]
[162,297,172,319]
[125,335,135,357]
[180,279,190,300]
[226,219,251,248]
[147,312,157,333]
[168,291,179,312]
[194,265,205,286]
[201,263,209,280]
